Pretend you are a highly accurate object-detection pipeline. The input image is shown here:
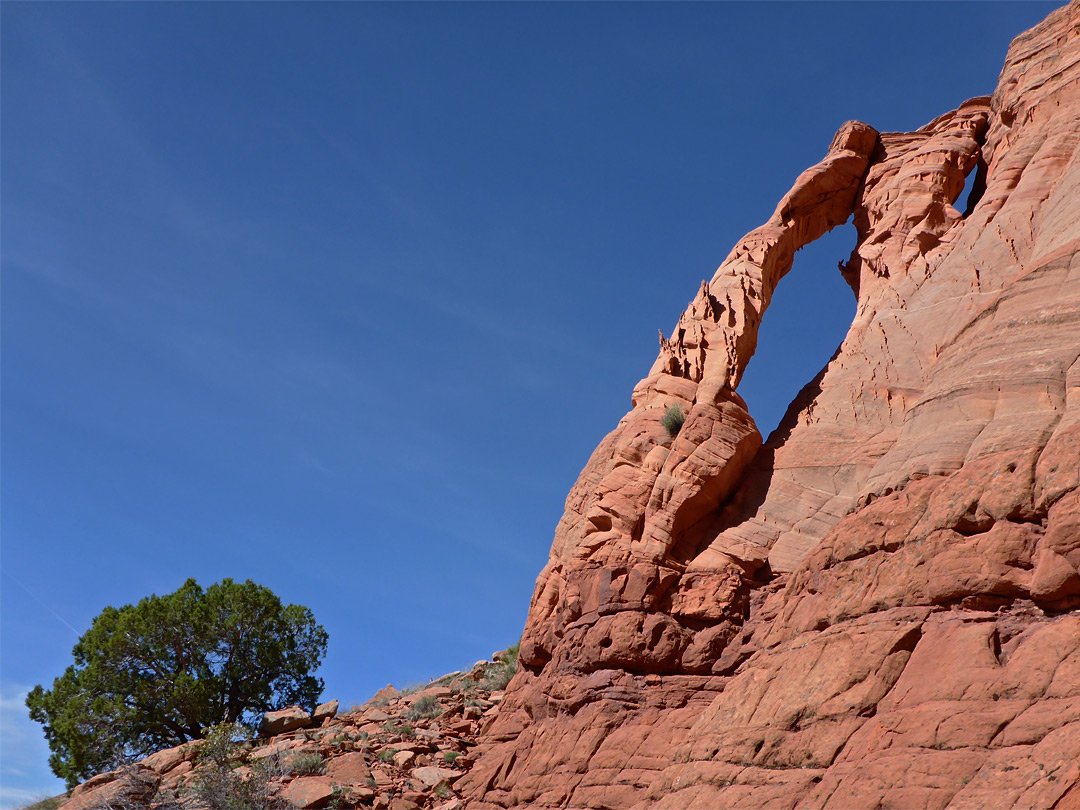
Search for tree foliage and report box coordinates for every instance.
[26,578,328,787]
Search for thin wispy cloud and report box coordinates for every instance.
[2,574,80,639]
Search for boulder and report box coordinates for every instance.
[281,777,335,809]
[61,766,159,810]
[403,686,452,705]
[410,766,461,787]
[368,684,399,704]
[392,750,416,768]
[141,743,191,774]
[260,705,311,735]
[312,698,339,723]
[326,751,371,783]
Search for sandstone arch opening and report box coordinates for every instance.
[961,154,988,217]
[737,221,858,439]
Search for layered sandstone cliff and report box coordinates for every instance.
[460,3,1080,808]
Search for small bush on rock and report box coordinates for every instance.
[13,798,65,810]
[480,642,519,691]
[327,786,351,810]
[196,723,255,768]
[406,695,443,721]
[191,723,291,810]
[396,682,427,697]
[286,751,325,775]
[661,404,686,437]
[434,784,453,800]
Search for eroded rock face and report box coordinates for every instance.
[461,3,1080,808]
[518,120,880,682]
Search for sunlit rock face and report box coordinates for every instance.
[460,3,1080,808]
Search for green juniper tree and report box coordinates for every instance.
[27,578,327,787]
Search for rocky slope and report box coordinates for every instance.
[458,3,1080,808]
[56,655,517,810]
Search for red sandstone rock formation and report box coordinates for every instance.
[460,3,1080,808]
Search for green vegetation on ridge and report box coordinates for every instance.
[26,578,327,787]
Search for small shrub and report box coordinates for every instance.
[406,695,443,721]
[380,719,415,737]
[499,643,519,668]
[480,666,513,691]
[434,783,453,799]
[326,786,356,810]
[450,677,479,695]
[661,404,686,437]
[327,786,351,810]
[190,723,291,810]
[196,723,254,767]
[83,764,163,810]
[287,751,326,775]
[15,797,65,810]
[442,751,461,764]
[480,645,518,691]
[396,681,428,697]
[378,748,398,763]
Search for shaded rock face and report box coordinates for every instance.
[461,4,1080,809]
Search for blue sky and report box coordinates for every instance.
[1,1,1058,804]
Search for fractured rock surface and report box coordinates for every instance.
[460,3,1080,808]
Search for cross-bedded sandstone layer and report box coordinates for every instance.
[460,3,1080,808]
